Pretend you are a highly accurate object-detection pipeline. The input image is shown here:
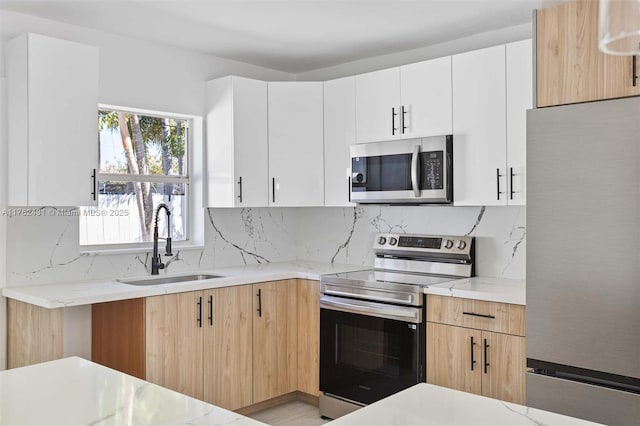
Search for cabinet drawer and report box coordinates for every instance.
[426,295,525,336]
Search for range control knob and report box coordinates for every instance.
[378,236,387,245]
[389,237,398,246]
[443,239,454,249]
[456,240,467,250]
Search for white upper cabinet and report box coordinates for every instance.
[268,82,324,207]
[355,67,401,143]
[400,56,453,138]
[506,39,532,206]
[355,57,453,144]
[206,76,268,207]
[324,76,355,207]
[452,41,532,206]
[7,33,99,206]
[453,45,508,206]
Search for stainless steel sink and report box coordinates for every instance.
[119,274,223,286]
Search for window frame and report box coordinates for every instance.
[79,104,204,254]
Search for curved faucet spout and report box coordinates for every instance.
[151,203,173,275]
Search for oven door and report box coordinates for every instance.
[350,135,452,204]
[319,295,425,405]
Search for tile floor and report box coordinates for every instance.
[249,400,330,426]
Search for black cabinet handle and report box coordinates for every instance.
[237,176,243,203]
[91,168,97,201]
[509,167,515,200]
[208,295,213,326]
[401,105,408,134]
[470,336,477,371]
[272,178,276,204]
[633,56,638,87]
[463,311,496,319]
[496,168,505,200]
[484,338,490,374]
[391,107,398,135]
[256,288,262,317]
[197,296,202,328]
[347,176,351,203]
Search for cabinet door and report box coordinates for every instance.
[7,33,98,206]
[400,56,453,138]
[206,76,268,207]
[268,82,324,206]
[146,292,204,399]
[536,0,640,107]
[506,39,532,206]
[324,77,355,207]
[355,67,401,143]
[453,45,507,206]
[481,331,526,404]
[297,279,320,396]
[203,285,253,410]
[253,280,298,403]
[426,323,482,395]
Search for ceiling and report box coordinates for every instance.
[0,0,542,74]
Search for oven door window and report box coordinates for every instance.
[320,308,424,405]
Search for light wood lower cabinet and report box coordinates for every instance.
[204,286,253,410]
[146,291,205,400]
[7,299,63,368]
[253,280,298,403]
[297,279,320,397]
[92,279,316,411]
[426,295,526,405]
[92,298,145,379]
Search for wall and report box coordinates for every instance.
[296,23,532,81]
[0,77,7,370]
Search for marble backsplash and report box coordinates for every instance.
[5,205,525,286]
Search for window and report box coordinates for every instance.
[80,106,203,251]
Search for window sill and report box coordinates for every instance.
[79,242,204,256]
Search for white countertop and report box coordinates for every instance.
[326,383,600,426]
[1,261,368,308]
[0,356,266,426]
[2,260,526,308]
[424,276,526,305]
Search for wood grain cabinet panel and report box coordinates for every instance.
[203,285,253,410]
[426,295,526,405]
[427,322,482,395]
[481,331,526,404]
[145,291,204,400]
[536,0,640,107]
[297,279,320,397]
[7,299,63,368]
[92,298,145,379]
[253,280,298,403]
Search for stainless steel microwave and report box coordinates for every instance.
[350,135,453,204]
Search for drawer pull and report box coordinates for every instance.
[463,311,496,319]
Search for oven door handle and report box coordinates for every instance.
[323,287,415,305]
[320,295,422,323]
[411,144,420,197]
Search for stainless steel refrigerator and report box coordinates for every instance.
[527,97,640,425]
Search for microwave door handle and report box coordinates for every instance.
[411,145,420,197]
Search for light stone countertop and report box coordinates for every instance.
[1,261,369,308]
[0,356,266,426]
[424,276,526,305]
[326,383,601,426]
[2,260,526,308]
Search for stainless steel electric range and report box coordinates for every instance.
[318,233,475,419]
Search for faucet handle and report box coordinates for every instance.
[165,237,173,256]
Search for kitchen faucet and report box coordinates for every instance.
[151,203,173,275]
